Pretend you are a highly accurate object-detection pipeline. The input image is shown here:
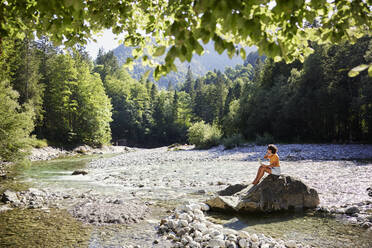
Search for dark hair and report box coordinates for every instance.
[267,144,278,154]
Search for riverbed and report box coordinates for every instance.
[1,144,372,247]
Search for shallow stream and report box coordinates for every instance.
[1,152,371,247]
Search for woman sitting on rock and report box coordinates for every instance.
[252,144,281,185]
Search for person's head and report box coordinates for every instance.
[267,144,278,155]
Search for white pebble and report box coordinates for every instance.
[209,238,226,247]
[261,243,270,248]
[181,237,188,245]
[194,230,202,238]
[199,203,210,211]
[224,229,238,236]
[179,213,189,220]
[194,209,203,216]
[202,234,211,241]
[285,240,297,248]
[251,234,259,242]
[210,229,221,237]
[189,240,201,248]
[251,241,259,248]
[193,223,208,233]
[180,219,188,227]
[239,231,250,239]
[238,238,248,248]
[185,235,193,243]
[226,240,237,248]
[189,203,202,211]
[168,232,177,240]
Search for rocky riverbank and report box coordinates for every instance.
[28,145,133,161]
[1,188,149,225]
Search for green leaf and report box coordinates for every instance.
[348,64,369,77]
[195,42,204,55]
[239,48,246,60]
[153,46,166,57]
[154,66,160,81]
[214,36,225,54]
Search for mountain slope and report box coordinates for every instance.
[112,42,256,88]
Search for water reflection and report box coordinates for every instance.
[207,211,372,248]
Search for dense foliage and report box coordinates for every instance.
[0,37,112,161]
[42,53,112,146]
[187,121,222,149]
[1,0,370,78]
[0,35,371,160]
[0,39,34,161]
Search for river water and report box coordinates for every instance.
[1,146,372,247]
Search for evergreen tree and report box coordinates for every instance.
[0,38,34,161]
[10,38,44,125]
[74,53,112,146]
[93,49,120,82]
[184,66,194,94]
[43,54,78,144]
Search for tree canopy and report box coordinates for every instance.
[1,0,371,78]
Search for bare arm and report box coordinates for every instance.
[262,152,270,167]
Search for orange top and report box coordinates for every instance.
[264,153,280,167]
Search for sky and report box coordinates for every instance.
[86,29,121,59]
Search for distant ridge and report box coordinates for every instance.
[112,42,256,88]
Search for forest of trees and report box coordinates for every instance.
[0,35,371,161]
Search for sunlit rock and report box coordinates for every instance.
[206,175,319,213]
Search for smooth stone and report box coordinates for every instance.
[185,235,193,243]
[285,240,297,248]
[251,241,259,248]
[238,238,248,248]
[239,231,250,239]
[194,223,208,233]
[226,240,237,248]
[168,232,177,240]
[181,237,188,245]
[367,215,372,222]
[194,230,202,238]
[345,206,360,215]
[208,238,226,247]
[224,229,238,236]
[362,222,372,228]
[199,203,210,211]
[177,228,188,237]
[180,220,188,227]
[214,234,225,240]
[251,234,259,242]
[189,240,200,248]
[210,229,221,237]
[194,209,203,216]
[202,234,211,241]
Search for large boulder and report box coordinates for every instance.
[206,174,319,213]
